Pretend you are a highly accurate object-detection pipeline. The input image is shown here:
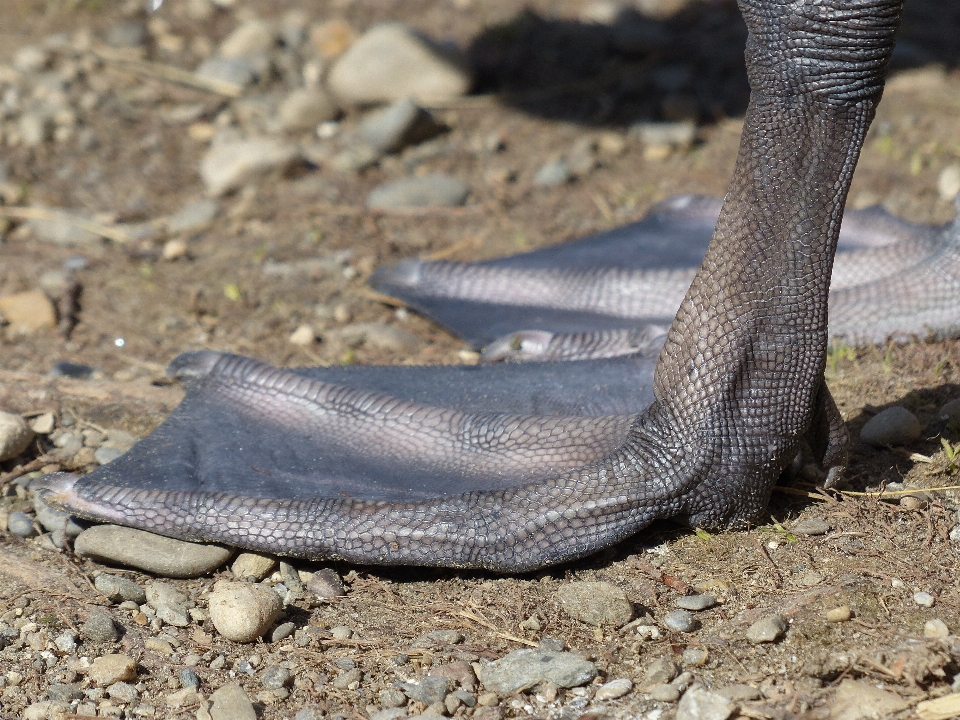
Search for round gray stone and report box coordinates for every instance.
[328,22,471,104]
[859,406,921,446]
[0,410,34,461]
[307,567,346,599]
[793,517,830,536]
[74,525,233,578]
[676,594,717,611]
[261,665,293,689]
[200,138,301,196]
[209,683,256,720]
[534,158,572,187]
[7,511,37,538]
[94,574,146,604]
[359,97,444,153]
[367,174,469,210]
[277,88,339,132]
[81,610,119,642]
[745,613,787,644]
[663,610,699,632]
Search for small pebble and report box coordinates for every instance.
[288,324,317,346]
[938,164,960,202]
[29,412,56,435]
[277,88,339,133]
[209,582,283,642]
[594,678,633,701]
[144,637,174,655]
[745,614,787,643]
[859,406,922,446]
[380,688,408,708]
[328,22,471,104]
[6,511,37,538]
[682,648,709,666]
[270,621,296,643]
[332,667,362,689]
[0,410,34,461]
[220,17,275,57]
[308,567,346,599]
[793,517,830,535]
[81,610,120,642]
[476,648,597,694]
[400,675,451,705]
[923,619,950,638]
[556,581,633,627]
[798,569,825,586]
[179,668,200,688]
[913,591,936,607]
[87,654,137,686]
[232,552,278,581]
[53,632,77,653]
[209,683,256,720]
[358,96,443,153]
[675,685,735,720]
[46,683,82,702]
[649,683,681,702]
[539,637,565,652]
[95,574,146,604]
[534,158,572,187]
[330,625,353,640]
[663,609,699,633]
[261,665,293,689]
[676,594,716,611]
[642,657,678,686]
[200,138,301,197]
[106,681,138,703]
[367,174,469,210]
[826,605,852,622]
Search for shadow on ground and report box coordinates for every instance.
[466,0,960,127]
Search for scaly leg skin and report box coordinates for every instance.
[37,0,904,571]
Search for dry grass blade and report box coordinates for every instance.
[93,45,243,97]
[0,206,130,244]
[456,608,537,647]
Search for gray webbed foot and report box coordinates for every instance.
[36,0,906,571]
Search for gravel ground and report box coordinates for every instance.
[1,1,960,719]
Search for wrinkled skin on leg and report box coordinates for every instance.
[37,0,905,571]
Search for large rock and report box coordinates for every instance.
[328,23,471,105]
[74,525,232,578]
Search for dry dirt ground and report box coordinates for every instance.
[1,1,960,719]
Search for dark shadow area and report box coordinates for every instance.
[466,0,960,128]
